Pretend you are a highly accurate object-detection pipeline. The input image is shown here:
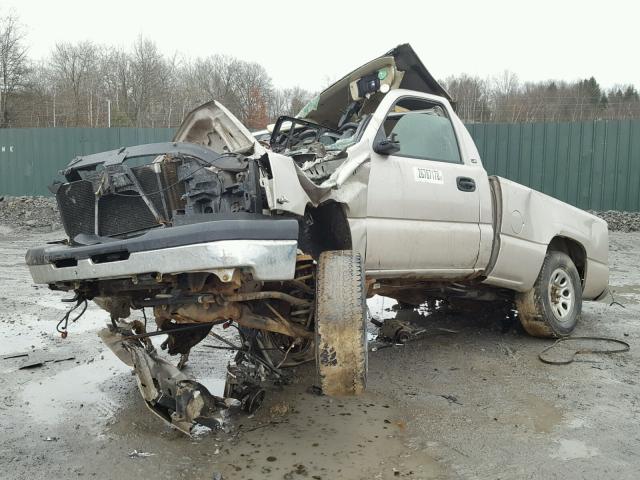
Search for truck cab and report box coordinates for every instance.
[25,44,609,434]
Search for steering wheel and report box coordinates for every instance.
[338,122,359,136]
[295,128,319,145]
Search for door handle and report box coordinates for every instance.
[456,177,476,192]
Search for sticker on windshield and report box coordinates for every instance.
[414,167,444,184]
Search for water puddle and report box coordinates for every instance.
[20,352,129,429]
[197,377,226,397]
[552,439,600,460]
[367,295,398,320]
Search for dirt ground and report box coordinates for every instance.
[0,227,638,480]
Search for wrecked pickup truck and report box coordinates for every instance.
[26,44,609,433]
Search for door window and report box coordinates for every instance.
[382,98,461,164]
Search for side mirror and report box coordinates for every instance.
[373,133,400,156]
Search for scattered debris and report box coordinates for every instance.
[2,352,29,360]
[128,450,155,458]
[191,424,213,438]
[440,394,462,405]
[373,317,424,344]
[372,317,459,345]
[18,355,75,370]
[269,401,290,417]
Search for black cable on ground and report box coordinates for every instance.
[539,336,630,365]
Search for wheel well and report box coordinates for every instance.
[548,236,586,285]
[298,202,352,259]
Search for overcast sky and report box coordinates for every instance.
[3,0,639,91]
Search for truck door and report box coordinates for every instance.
[365,96,482,275]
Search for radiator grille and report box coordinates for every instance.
[56,180,95,240]
[97,193,158,236]
[56,164,172,240]
[132,166,168,219]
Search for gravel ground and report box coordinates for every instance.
[0,225,639,479]
[589,210,640,232]
[0,196,61,233]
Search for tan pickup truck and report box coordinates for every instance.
[26,44,608,433]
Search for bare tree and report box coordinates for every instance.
[0,14,29,127]
[232,60,273,125]
[50,41,97,125]
[442,75,489,122]
[128,36,168,126]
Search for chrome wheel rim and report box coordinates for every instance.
[548,268,574,322]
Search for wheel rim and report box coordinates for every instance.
[548,268,574,323]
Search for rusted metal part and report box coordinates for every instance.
[201,291,311,308]
[93,296,131,319]
[284,279,314,294]
[155,302,243,324]
[265,301,289,324]
[153,294,311,341]
[153,303,242,355]
[131,319,154,351]
[237,308,313,339]
[110,322,220,341]
[375,318,423,344]
[197,270,243,295]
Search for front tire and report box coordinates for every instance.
[314,251,367,396]
[516,251,582,338]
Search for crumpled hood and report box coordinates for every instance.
[174,100,260,155]
[297,43,451,129]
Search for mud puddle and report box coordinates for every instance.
[20,352,129,430]
[102,368,449,480]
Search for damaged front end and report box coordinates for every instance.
[25,100,317,433]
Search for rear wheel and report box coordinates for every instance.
[516,251,582,338]
[314,251,367,396]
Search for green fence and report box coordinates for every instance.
[467,120,640,212]
[1,121,639,211]
[0,128,175,196]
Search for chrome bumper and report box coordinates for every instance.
[28,239,298,284]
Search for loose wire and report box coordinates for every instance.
[56,298,88,338]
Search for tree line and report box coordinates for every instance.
[0,14,313,129]
[1,13,639,129]
[442,72,640,123]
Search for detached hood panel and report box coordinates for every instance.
[388,44,450,100]
[173,100,257,154]
[298,43,451,128]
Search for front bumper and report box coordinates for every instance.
[26,218,299,284]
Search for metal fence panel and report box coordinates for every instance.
[0,128,174,196]
[0,122,639,211]
[467,119,640,211]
